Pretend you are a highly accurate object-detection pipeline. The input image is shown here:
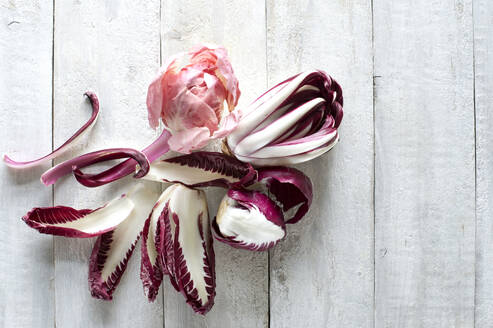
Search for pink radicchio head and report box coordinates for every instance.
[212,189,285,251]
[150,184,215,315]
[226,70,343,166]
[147,45,241,153]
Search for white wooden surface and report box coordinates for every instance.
[474,0,493,327]
[266,1,374,327]
[0,1,54,327]
[374,0,476,327]
[0,1,490,327]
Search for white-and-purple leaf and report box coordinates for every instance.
[213,189,285,251]
[257,166,313,224]
[89,184,158,300]
[158,184,215,314]
[23,195,134,238]
[140,185,178,301]
[142,151,256,188]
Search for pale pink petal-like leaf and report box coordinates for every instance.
[147,45,240,153]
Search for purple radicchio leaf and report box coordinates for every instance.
[142,151,257,188]
[140,185,179,301]
[41,129,171,187]
[158,184,215,315]
[72,148,150,187]
[4,92,100,169]
[22,194,134,238]
[89,184,159,300]
[257,166,313,224]
[212,189,285,251]
[41,148,150,188]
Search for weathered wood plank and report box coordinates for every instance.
[474,0,493,326]
[0,1,54,327]
[374,0,475,326]
[53,1,163,327]
[266,1,374,327]
[161,0,268,327]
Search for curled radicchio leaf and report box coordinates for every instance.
[142,151,257,188]
[257,166,313,224]
[212,189,285,251]
[41,130,171,187]
[4,92,100,169]
[89,184,158,300]
[72,148,150,187]
[157,184,215,315]
[41,148,150,188]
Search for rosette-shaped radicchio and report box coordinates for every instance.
[147,45,241,153]
[226,70,343,166]
[213,189,285,251]
[146,184,215,314]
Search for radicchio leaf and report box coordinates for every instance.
[142,151,256,188]
[4,92,100,169]
[89,184,158,300]
[257,166,313,224]
[158,184,215,314]
[22,194,134,238]
[72,148,150,187]
[227,70,343,166]
[213,189,285,251]
[41,129,171,187]
[42,148,149,187]
[140,186,177,301]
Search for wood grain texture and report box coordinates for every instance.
[0,1,54,327]
[266,1,374,327]
[474,1,493,327]
[374,0,476,327]
[53,1,163,327]
[160,1,268,327]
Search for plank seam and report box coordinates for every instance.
[370,0,376,327]
[265,1,271,327]
[160,2,165,328]
[472,0,478,326]
[51,0,57,327]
